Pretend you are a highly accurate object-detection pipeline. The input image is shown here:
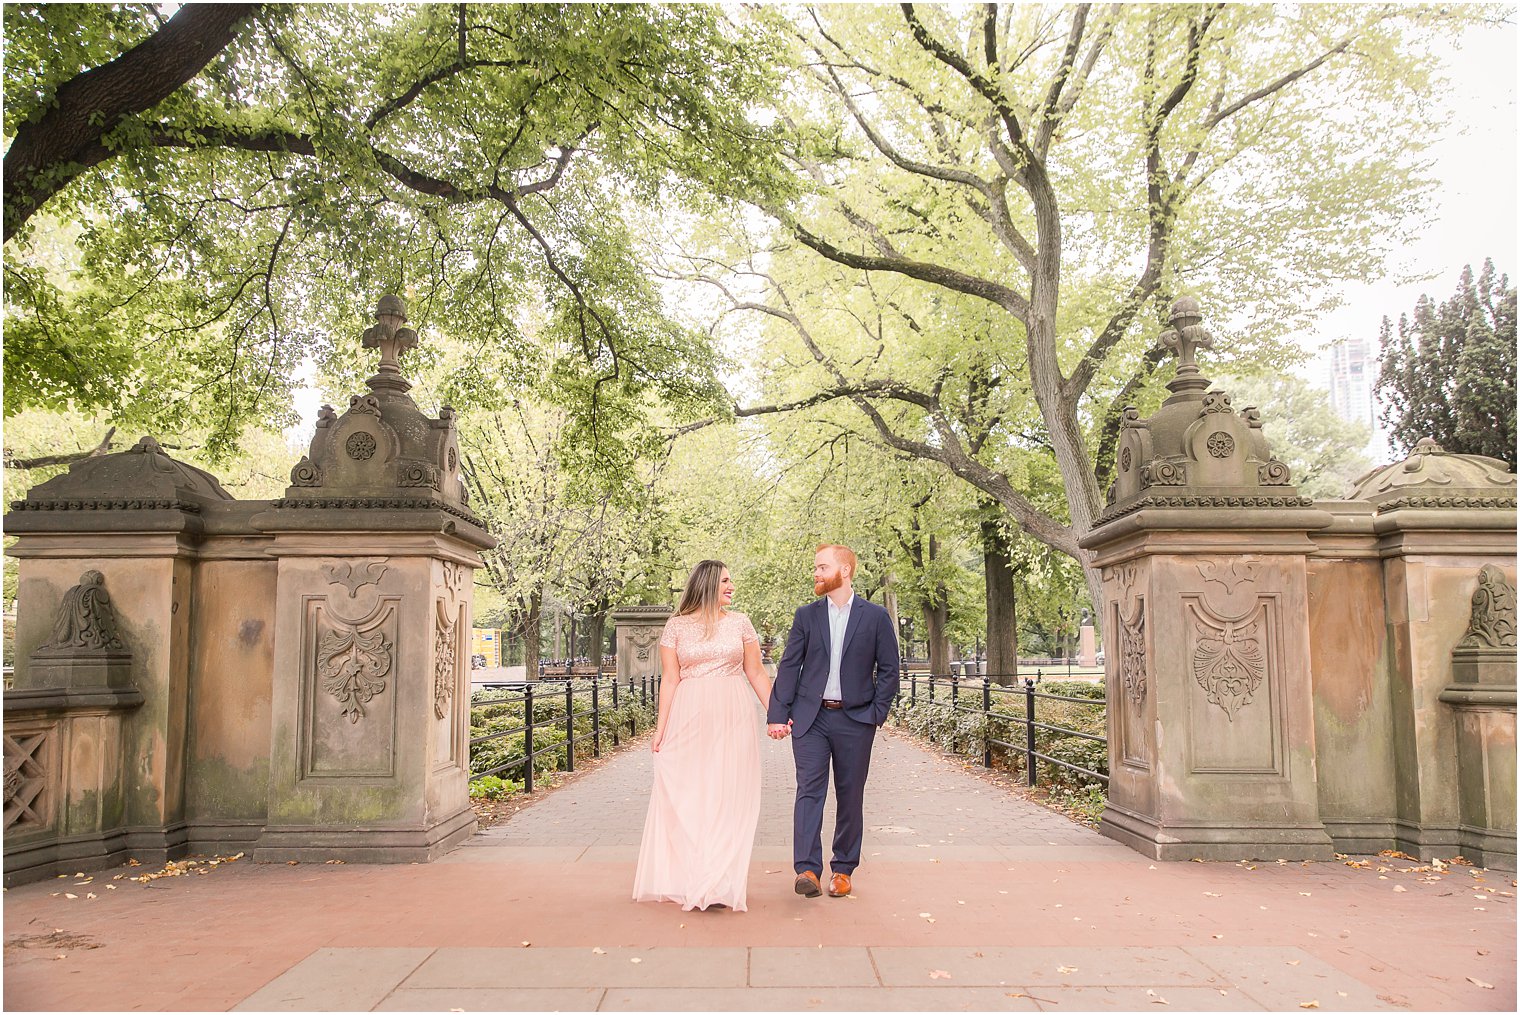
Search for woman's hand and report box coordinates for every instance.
[651,726,664,752]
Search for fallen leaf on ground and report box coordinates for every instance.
[1058,965,1079,974]
[1393,885,1407,892]
[1203,892,1221,897]
[63,894,77,900]
[520,941,531,947]
[592,948,606,955]
[1299,1002,1319,1009]
[1467,977,1494,989]
[630,957,642,964]
[928,970,952,980]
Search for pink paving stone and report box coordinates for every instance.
[2,729,1513,1011]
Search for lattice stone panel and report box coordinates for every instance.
[3,727,56,833]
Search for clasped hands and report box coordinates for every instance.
[766,720,794,740]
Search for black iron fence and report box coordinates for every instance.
[469,674,662,792]
[894,672,1108,788]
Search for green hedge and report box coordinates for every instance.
[469,680,658,789]
[893,679,1108,790]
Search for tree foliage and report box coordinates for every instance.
[1376,260,1517,469]
[3,2,790,461]
[684,3,1477,610]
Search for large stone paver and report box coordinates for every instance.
[3,727,1514,1011]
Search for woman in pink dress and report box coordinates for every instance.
[632,559,775,912]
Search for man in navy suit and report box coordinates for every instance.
[767,544,901,898]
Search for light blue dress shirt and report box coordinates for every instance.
[824,594,854,701]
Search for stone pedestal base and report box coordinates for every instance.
[253,806,476,864]
[1101,801,1335,861]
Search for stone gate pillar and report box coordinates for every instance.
[1079,298,1335,861]
[612,605,672,685]
[251,296,494,862]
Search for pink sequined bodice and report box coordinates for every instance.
[659,611,758,681]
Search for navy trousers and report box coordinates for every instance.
[791,705,876,876]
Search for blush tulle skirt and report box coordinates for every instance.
[632,674,762,911]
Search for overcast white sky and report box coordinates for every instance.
[1305,20,1517,459]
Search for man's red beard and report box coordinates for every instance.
[814,572,845,597]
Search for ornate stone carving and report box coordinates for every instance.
[434,606,457,721]
[317,622,392,723]
[3,729,52,831]
[629,627,660,663]
[1191,605,1268,720]
[1159,297,1214,400]
[1348,437,1516,509]
[1120,405,1143,427]
[1094,493,1316,526]
[1200,392,1234,415]
[1197,559,1260,594]
[1141,460,1187,486]
[321,560,388,598]
[290,457,323,487]
[316,404,338,427]
[1206,432,1235,458]
[1458,565,1517,650]
[1257,459,1292,486]
[273,496,485,526]
[40,571,125,652]
[349,394,383,417]
[1120,447,1133,471]
[397,461,438,488]
[1109,564,1147,708]
[345,432,378,461]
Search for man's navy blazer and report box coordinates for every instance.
[767,596,901,738]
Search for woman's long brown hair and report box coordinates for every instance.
[675,559,727,637]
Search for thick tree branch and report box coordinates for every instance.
[5,428,118,470]
[791,221,1031,321]
[3,3,260,240]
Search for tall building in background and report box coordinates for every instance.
[1328,337,1377,430]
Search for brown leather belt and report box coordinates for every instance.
[821,699,844,709]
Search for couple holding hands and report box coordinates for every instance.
[632,544,901,912]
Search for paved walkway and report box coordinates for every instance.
[4,728,1514,1011]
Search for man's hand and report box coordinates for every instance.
[766,720,793,740]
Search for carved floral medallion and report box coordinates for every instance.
[318,623,392,723]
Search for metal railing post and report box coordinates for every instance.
[564,681,575,772]
[1024,677,1037,787]
[524,684,535,793]
[911,672,917,704]
[950,672,960,753]
[592,678,602,758]
[611,677,621,747]
[982,677,992,768]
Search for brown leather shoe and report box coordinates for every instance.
[793,871,822,897]
[828,872,852,897]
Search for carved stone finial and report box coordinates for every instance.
[129,436,164,455]
[1459,565,1517,650]
[1160,297,1215,403]
[360,295,418,394]
[39,571,125,652]
[1413,436,1445,455]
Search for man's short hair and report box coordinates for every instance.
[816,543,857,577]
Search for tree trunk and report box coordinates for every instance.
[882,574,901,651]
[923,594,951,676]
[587,610,607,675]
[982,515,1018,685]
[522,591,542,680]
